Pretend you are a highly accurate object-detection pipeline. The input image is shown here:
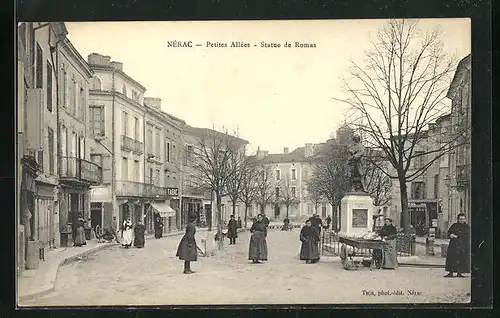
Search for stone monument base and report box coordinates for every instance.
[339,192,374,237]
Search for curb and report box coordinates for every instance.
[19,243,118,303]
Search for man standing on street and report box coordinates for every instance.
[325,215,332,230]
[227,215,238,245]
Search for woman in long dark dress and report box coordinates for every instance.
[134,221,146,248]
[74,216,86,247]
[154,214,163,239]
[445,213,470,277]
[176,219,198,274]
[248,215,268,264]
[227,215,238,245]
[378,218,398,269]
[299,220,320,263]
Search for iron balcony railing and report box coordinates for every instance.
[59,156,103,185]
[121,135,144,155]
[115,181,168,199]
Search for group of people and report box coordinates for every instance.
[117,217,146,249]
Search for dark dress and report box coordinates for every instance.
[282,218,290,231]
[299,226,320,261]
[445,222,470,273]
[74,219,86,247]
[176,223,198,262]
[227,219,238,239]
[248,221,268,261]
[154,216,163,238]
[379,224,398,269]
[134,224,146,248]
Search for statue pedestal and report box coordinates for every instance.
[339,192,374,236]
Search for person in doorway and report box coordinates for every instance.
[154,213,164,239]
[74,215,87,247]
[134,221,146,248]
[444,213,470,278]
[248,214,268,264]
[325,215,332,230]
[237,217,242,229]
[378,218,398,269]
[299,219,320,263]
[176,217,198,274]
[227,215,238,245]
[121,218,133,248]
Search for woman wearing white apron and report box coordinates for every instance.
[121,219,133,248]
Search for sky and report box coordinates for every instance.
[65,19,470,154]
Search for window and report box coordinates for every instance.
[72,80,77,116]
[91,76,102,90]
[79,137,85,159]
[79,87,85,120]
[134,160,140,181]
[122,84,127,96]
[134,117,139,140]
[291,168,296,180]
[121,157,128,181]
[291,187,296,197]
[89,106,105,136]
[149,167,153,184]
[122,111,128,136]
[46,61,52,112]
[185,145,193,165]
[275,187,280,200]
[166,142,171,162]
[172,144,176,163]
[411,182,425,200]
[60,126,67,157]
[68,77,74,115]
[276,169,281,181]
[146,124,153,155]
[90,154,103,167]
[434,174,439,199]
[156,169,160,186]
[61,69,67,107]
[156,129,161,158]
[413,151,425,169]
[36,43,42,88]
[48,128,54,174]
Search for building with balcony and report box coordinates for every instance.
[18,22,65,253]
[57,35,102,247]
[446,54,471,226]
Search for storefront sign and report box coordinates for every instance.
[167,188,179,196]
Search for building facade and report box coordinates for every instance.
[446,54,472,226]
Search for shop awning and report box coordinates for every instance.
[150,202,175,218]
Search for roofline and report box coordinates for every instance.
[89,64,147,91]
[446,54,471,99]
[60,38,94,78]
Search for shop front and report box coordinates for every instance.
[405,200,439,236]
[145,201,176,235]
[181,197,203,228]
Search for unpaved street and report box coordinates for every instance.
[21,229,470,306]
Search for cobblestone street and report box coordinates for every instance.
[20,229,470,306]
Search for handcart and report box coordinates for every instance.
[339,237,386,270]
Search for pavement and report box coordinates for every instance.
[17,228,203,302]
[18,227,469,306]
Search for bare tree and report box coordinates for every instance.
[360,152,392,207]
[306,179,325,216]
[277,172,300,219]
[238,157,259,229]
[309,140,351,230]
[254,164,275,217]
[190,126,245,250]
[335,19,464,232]
[226,145,247,221]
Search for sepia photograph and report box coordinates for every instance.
[16,18,472,306]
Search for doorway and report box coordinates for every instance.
[90,203,102,232]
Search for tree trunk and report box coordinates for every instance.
[286,206,289,218]
[338,203,342,232]
[399,176,410,233]
[260,204,265,215]
[216,195,223,250]
[232,201,236,218]
[244,205,248,229]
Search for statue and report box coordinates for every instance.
[347,135,366,193]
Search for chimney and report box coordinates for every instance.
[88,53,111,66]
[304,143,313,158]
[283,147,289,154]
[110,61,123,71]
[144,97,162,110]
[256,149,268,160]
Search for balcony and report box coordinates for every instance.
[121,135,144,155]
[59,156,103,186]
[115,181,168,199]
